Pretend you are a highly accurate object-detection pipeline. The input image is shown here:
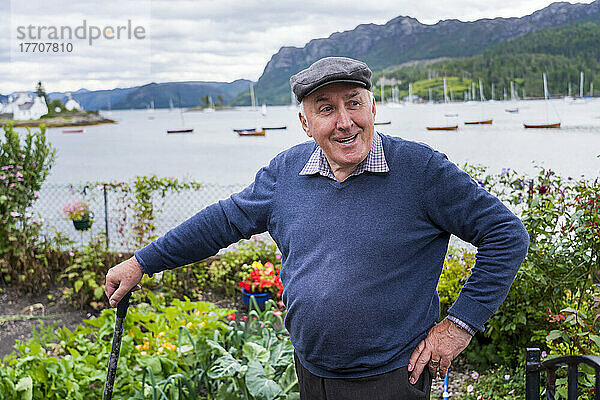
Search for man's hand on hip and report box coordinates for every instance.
[407,317,472,383]
[105,256,143,307]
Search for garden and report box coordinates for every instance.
[1,123,599,399]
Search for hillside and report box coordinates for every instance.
[373,22,600,100]
[231,0,600,105]
[46,80,251,111]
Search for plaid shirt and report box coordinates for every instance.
[299,132,389,180]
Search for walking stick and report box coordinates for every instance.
[102,291,132,400]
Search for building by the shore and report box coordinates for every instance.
[64,93,81,111]
[0,93,48,120]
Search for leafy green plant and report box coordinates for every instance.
[207,237,281,298]
[134,298,297,400]
[0,123,57,293]
[0,295,235,400]
[58,234,112,309]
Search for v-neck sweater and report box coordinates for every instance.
[135,134,529,378]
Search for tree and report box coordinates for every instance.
[35,81,48,106]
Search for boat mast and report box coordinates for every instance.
[580,71,584,98]
[479,79,485,101]
[443,77,448,103]
[250,83,256,111]
[491,83,495,101]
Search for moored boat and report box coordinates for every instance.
[237,129,265,136]
[464,120,493,125]
[523,123,561,129]
[62,129,85,134]
[426,125,458,131]
[374,121,391,125]
[167,129,194,134]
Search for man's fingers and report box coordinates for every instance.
[428,358,440,378]
[439,358,452,379]
[109,284,133,307]
[408,340,425,372]
[409,345,431,384]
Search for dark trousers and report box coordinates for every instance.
[294,352,432,400]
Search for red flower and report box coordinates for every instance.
[227,312,236,320]
[548,313,565,323]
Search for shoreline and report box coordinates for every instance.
[1,112,116,128]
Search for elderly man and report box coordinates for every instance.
[106,57,529,399]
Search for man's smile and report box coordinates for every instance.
[334,133,359,144]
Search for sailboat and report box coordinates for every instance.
[147,100,155,120]
[427,78,458,131]
[465,79,492,125]
[505,81,519,113]
[249,84,256,112]
[524,73,561,129]
[167,93,194,134]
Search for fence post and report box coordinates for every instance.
[103,185,110,249]
[526,348,541,400]
[568,363,578,400]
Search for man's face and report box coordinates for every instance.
[300,83,376,177]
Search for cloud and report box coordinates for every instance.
[0,0,594,93]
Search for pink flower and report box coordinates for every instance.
[467,385,474,393]
[118,253,123,258]
[504,374,511,380]
[241,316,247,321]
[10,211,20,217]
[508,389,515,394]
[275,254,282,260]
[34,192,39,198]
[273,310,282,317]
[471,371,479,380]
[541,351,547,358]
[69,252,75,257]
[9,183,15,187]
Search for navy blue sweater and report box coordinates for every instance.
[135,134,529,378]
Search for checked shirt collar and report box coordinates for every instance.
[299,132,389,180]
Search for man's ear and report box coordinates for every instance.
[371,95,377,119]
[299,112,312,137]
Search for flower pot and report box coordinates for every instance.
[72,217,92,231]
[241,288,271,309]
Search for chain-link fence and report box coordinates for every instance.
[31,182,248,252]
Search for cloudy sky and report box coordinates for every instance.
[0,0,594,94]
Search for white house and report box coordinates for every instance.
[64,93,82,111]
[2,93,48,120]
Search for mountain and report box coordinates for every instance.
[46,80,251,110]
[372,22,600,100]
[232,0,600,105]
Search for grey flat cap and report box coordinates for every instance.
[290,57,372,102]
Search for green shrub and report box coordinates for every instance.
[0,123,57,292]
[437,247,475,318]
[58,234,130,309]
